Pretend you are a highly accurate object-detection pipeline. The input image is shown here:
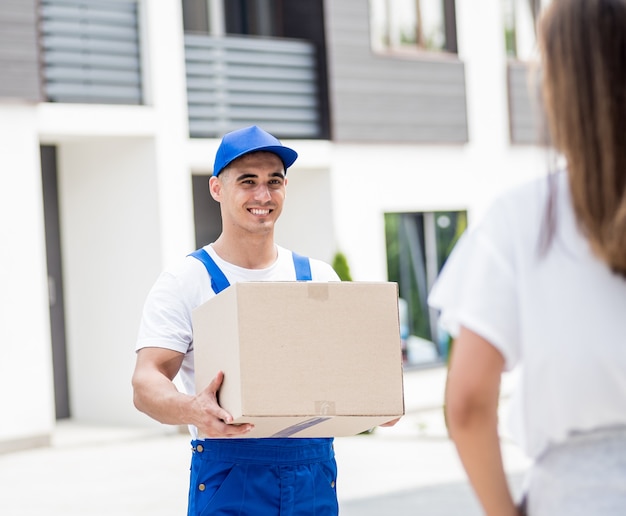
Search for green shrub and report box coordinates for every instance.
[332,252,353,281]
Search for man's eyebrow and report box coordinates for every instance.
[235,171,285,181]
[235,173,258,181]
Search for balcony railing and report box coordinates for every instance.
[185,34,321,139]
[39,0,142,105]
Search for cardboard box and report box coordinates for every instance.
[192,281,405,438]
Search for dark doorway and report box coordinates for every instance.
[40,145,71,419]
[192,174,222,248]
[224,0,282,36]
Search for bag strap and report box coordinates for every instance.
[189,248,312,294]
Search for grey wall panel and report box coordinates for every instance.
[0,1,41,101]
[324,0,467,143]
[508,61,545,145]
[40,0,142,105]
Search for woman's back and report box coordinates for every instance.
[492,172,626,459]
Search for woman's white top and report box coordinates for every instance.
[428,171,626,459]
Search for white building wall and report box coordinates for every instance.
[57,139,163,426]
[270,140,337,264]
[0,106,55,449]
[328,144,546,283]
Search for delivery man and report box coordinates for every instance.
[133,125,346,515]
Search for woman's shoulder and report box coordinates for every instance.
[475,172,567,239]
[492,172,559,215]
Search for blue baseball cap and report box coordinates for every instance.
[213,125,298,176]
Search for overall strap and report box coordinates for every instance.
[188,249,230,294]
[292,252,312,281]
[189,248,312,294]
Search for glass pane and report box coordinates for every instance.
[502,0,517,57]
[385,210,467,367]
[370,0,447,52]
[417,0,446,51]
[182,0,210,33]
[434,210,466,272]
[225,0,278,36]
[370,0,388,50]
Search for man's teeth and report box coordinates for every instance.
[250,209,270,215]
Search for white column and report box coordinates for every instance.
[0,106,55,443]
[142,0,196,267]
[515,0,539,60]
[456,0,511,152]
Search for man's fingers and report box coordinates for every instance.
[379,417,401,427]
[217,408,234,424]
[222,423,254,436]
[201,421,254,438]
[199,371,235,423]
[208,370,225,393]
[198,371,255,435]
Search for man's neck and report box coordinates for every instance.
[211,234,278,269]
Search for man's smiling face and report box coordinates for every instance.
[211,151,287,236]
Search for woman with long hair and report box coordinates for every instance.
[429,1,626,514]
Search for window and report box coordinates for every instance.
[385,210,466,366]
[503,0,518,57]
[181,0,281,36]
[502,0,551,60]
[224,0,280,37]
[182,0,209,33]
[370,0,457,55]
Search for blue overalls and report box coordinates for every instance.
[187,248,338,516]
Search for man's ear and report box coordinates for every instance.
[208,175,221,202]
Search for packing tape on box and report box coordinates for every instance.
[306,283,329,301]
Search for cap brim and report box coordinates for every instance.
[214,145,298,176]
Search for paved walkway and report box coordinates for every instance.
[0,366,530,515]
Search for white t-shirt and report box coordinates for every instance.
[136,244,340,437]
[428,171,626,459]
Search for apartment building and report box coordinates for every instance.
[0,0,547,452]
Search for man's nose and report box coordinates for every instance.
[254,184,271,200]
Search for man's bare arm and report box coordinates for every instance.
[131,347,253,437]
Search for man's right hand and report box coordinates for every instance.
[132,349,253,437]
[190,371,254,438]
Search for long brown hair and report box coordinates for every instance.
[539,0,626,277]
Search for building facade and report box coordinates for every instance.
[0,0,547,452]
